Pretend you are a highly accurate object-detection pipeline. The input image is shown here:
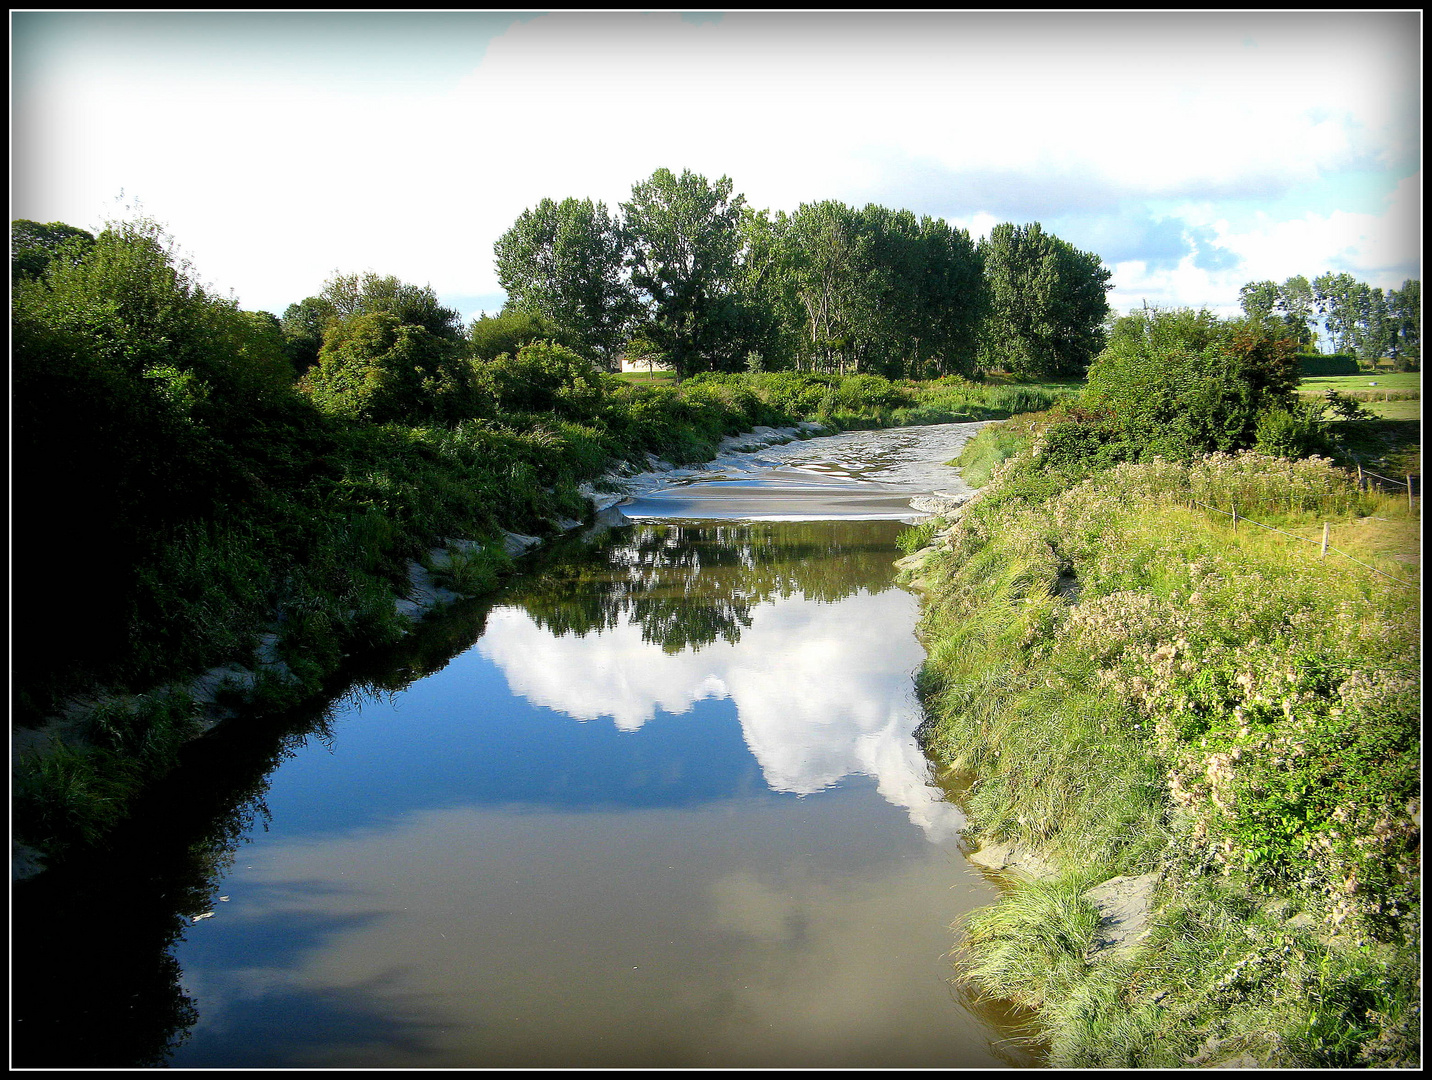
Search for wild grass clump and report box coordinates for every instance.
[14,689,202,855]
[958,876,1104,1009]
[895,519,940,554]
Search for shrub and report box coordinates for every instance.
[1085,309,1300,459]
[302,312,476,423]
[1253,403,1329,459]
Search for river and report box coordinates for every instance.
[11,422,1038,1068]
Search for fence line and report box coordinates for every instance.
[1188,498,1420,589]
[1354,464,1420,512]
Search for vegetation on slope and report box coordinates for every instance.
[909,308,1420,1067]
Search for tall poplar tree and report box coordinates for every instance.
[620,168,747,376]
[977,222,1112,377]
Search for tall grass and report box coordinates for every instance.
[917,440,1420,1066]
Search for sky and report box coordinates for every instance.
[10,11,1422,328]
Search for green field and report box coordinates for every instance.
[1298,372,1421,420]
[613,369,680,388]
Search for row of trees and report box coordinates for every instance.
[491,168,1112,380]
[1238,274,1420,367]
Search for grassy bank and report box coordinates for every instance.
[909,417,1420,1067]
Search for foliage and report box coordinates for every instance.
[469,308,577,362]
[494,195,634,361]
[1307,273,1420,368]
[301,311,476,423]
[977,221,1112,378]
[318,270,463,340]
[1295,352,1359,376]
[1084,307,1300,459]
[476,339,611,417]
[620,167,748,377]
[11,218,96,282]
[279,295,337,374]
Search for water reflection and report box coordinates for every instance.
[486,521,963,840]
[13,509,1029,1068]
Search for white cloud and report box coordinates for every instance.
[1109,172,1421,315]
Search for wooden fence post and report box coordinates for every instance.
[1357,464,1364,491]
[1321,523,1329,558]
[1409,476,1416,515]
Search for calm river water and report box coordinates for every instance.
[12,422,1037,1068]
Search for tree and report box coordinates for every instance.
[468,309,575,362]
[1239,280,1280,322]
[978,222,1112,377]
[317,271,463,342]
[1385,280,1420,368]
[494,197,634,363]
[1276,275,1316,350]
[11,219,95,282]
[620,168,747,377]
[301,311,473,424]
[782,200,861,373]
[280,296,338,375]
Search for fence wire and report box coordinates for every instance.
[1188,498,1420,590]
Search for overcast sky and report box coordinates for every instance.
[11,11,1421,325]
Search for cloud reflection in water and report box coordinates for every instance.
[478,586,964,843]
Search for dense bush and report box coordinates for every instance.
[1084,309,1300,460]
[469,308,580,362]
[301,311,477,423]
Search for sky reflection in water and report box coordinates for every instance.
[168,515,1023,1068]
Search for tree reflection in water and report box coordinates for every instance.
[516,520,903,654]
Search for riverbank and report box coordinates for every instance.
[14,388,1037,880]
[11,417,841,880]
[900,422,1420,1067]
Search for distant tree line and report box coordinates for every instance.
[1238,274,1420,369]
[486,167,1112,380]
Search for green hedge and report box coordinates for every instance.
[1296,353,1360,376]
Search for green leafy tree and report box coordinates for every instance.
[978,222,1112,377]
[469,309,576,362]
[782,200,861,373]
[1239,280,1280,322]
[734,208,805,371]
[280,296,338,375]
[11,219,96,282]
[494,196,634,363]
[301,311,474,423]
[1385,279,1420,368]
[620,168,747,376]
[1276,275,1316,349]
[318,271,463,341]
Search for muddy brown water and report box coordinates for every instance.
[12,423,1040,1068]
